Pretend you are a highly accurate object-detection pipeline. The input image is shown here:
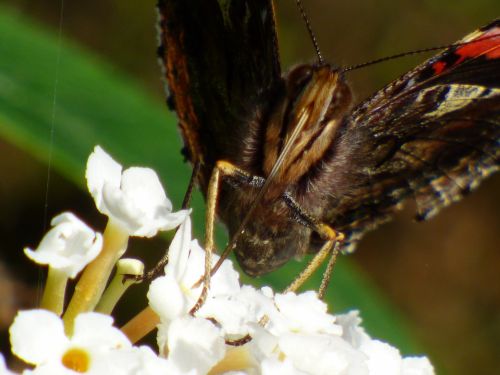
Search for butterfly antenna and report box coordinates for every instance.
[342,33,500,72]
[296,0,323,65]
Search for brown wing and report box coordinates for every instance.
[326,19,500,252]
[157,0,281,192]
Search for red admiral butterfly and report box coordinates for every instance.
[157,0,499,295]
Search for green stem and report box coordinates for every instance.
[40,267,68,315]
[95,258,143,314]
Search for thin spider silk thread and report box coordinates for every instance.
[39,0,65,304]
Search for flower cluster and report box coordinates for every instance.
[1,147,435,374]
[146,216,434,374]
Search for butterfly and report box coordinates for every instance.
[157,0,499,292]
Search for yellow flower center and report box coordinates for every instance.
[61,347,90,372]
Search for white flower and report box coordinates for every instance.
[86,146,188,237]
[10,310,128,370]
[359,340,434,375]
[9,310,171,374]
[261,358,308,375]
[24,212,102,278]
[148,216,241,324]
[131,346,172,375]
[148,216,194,321]
[145,214,435,375]
[337,310,434,375]
[278,332,369,375]
[360,340,402,375]
[336,310,372,349]
[198,285,275,337]
[401,357,435,375]
[268,291,341,336]
[166,316,225,375]
[148,217,265,372]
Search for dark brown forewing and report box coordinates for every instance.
[327,19,500,252]
[157,0,281,192]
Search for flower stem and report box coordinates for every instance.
[121,306,159,344]
[63,220,129,334]
[95,258,143,314]
[208,347,253,374]
[40,267,68,315]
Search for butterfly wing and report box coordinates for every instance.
[327,19,500,252]
[157,0,282,191]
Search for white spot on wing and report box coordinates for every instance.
[423,84,499,119]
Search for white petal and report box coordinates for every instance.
[122,167,172,211]
[9,310,67,365]
[134,346,172,375]
[247,324,279,361]
[198,296,249,336]
[242,286,278,319]
[171,239,205,289]
[167,316,225,374]
[360,340,402,375]
[87,147,188,237]
[148,275,188,322]
[164,216,192,280]
[198,286,272,337]
[273,292,339,335]
[336,310,371,348]
[208,246,241,297]
[261,358,308,375]
[24,212,102,278]
[401,357,435,375]
[86,145,122,210]
[71,313,131,350]
[88,346,141,375]
[279,333,368,375]
[158,209,190,232]
[24,362,75,375]
[177,239,240,298]
[100,182,144,232]
[109,167,188,237]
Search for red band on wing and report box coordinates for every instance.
[432,61,447,75]
[457,27,500,60]
[432,26,500,74]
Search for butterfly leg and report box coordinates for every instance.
[190,160,262,314]
[317,240,341,299]
[284,223,343,298]
[281,193,344,298]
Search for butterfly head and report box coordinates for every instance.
[262,64,353,191]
